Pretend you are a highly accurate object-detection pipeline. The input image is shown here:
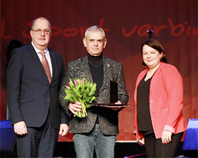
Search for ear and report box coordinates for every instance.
[30,30,33,38]
[83,38,87,47]
[103,38,107,48]
[160,52,164,60]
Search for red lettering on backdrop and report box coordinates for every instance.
[62,19,110,38]
[79,26,89,37]
[79,19,110,37]
[186,26,191,36]
[99,19,110,33]
[62,28,79,37]
[168,18,185,36]
[122,25,137,37]
[185,22,191,36]
[1,18,197,39]
[153,25,169,36]
[22,22,32,38]
[137,24,152,36]
[51,26,61,36]
[1,19,11,39]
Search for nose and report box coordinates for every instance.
[147,53,151,58]
[94,41,98,46]
[41,30,45,36]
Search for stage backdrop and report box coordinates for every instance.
[1,0,197,141]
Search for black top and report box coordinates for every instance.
[87,53,104,124]
[137,74,154,135]
[87,53,103,93]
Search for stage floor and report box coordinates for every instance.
[1,141,197,158]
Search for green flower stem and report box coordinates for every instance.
[75,101,87,118]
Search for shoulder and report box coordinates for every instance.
[68,56,86,65]
[48,48,62,57]
[136,70,146,82]
[10,44,32,58]
[104,57,122,66]
[158,63,182,81]
[159,62,180,74]
[138,68,148,77]
[12,44,30,52]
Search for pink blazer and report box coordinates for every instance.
[134,62,187,139]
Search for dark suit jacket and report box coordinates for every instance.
[59,56,128,135]
[7,44,68,129]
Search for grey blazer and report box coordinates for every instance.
[59,56,128,135]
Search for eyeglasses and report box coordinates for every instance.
[31,29,51,35]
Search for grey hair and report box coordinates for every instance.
[31,17,51,30]
[84,25,105,39]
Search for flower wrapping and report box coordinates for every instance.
[64,78,96,118]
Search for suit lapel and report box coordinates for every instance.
[49,49,55,84]
[28,44,50,84]
[150,62,164,93]
[99,57,109,93]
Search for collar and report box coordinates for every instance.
[31,42,49,55]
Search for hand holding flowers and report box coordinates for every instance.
[68,101,82,116]
[64,78,96,118]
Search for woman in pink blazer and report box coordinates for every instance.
[134,39,187,158]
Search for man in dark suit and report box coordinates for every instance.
[7,17,69,157]
[59,26,129,158]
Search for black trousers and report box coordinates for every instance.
[16,114,59,158]
[144,132,183,158]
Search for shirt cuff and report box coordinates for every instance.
[164,125,175,133]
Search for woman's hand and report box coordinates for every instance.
[161,130,172,144]
[137,137,145,146]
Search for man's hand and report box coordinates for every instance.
[59,124,69,136]
[161,130,172,144]
[14,121,28,135]
[68,102,82,115]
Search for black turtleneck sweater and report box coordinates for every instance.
[87,53,103,93]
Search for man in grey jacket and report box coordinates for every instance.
[59,26,128,158]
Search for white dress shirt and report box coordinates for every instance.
[31,42,53,77]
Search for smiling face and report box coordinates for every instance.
[83,30,107,56]
[142,44,163,70]
[30,18,51,50]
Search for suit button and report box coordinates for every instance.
[47,99,50,102]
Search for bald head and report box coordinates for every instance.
[31,17,51,30]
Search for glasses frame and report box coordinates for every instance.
[31,29,51,35]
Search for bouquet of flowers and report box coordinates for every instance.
[64,78,97,118]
